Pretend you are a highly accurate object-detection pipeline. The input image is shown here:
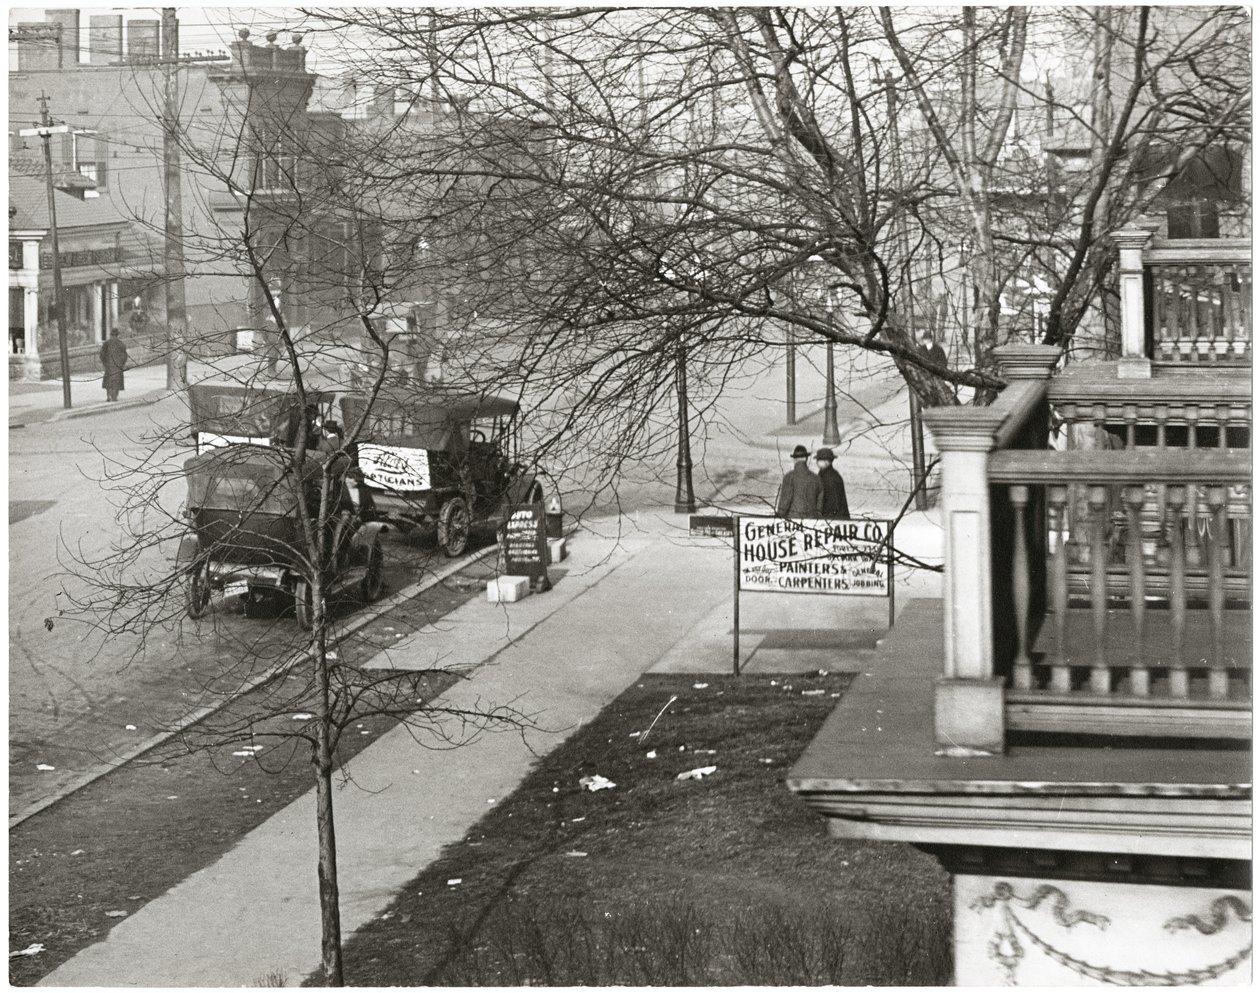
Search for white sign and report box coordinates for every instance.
[358,443,431,492]
[196,432,271,454]
[737,516,890,596]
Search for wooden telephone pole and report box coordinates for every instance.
[19,95,73,408]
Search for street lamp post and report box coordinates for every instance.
[674,340,696,514]
[820,284,842,446]
[785,326,797,425]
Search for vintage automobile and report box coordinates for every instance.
[186,381,337,454]
[179,444,386,628]
[339,388,544,557]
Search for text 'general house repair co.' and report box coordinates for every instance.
[737,517,890,596]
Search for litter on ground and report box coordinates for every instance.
[105,910,128,918]
[9,944,44,958]
[676,765,717,781]
[35,764,54,771]
[291,713,314,720]
[578,774,616,791]
[125,724,137,730]
[692,682,708,689]
[645,750,657,759]
[447,878,462,887]
[563,851,588,858]
[801,689,825,696]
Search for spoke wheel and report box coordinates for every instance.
[186,560,212,619]
[294,580,315,631]
[359,540,385,602]
[438,497,471,557]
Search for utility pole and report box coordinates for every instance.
[887,71,928,510]
[161,7,184,390]
[20,94,73,408]
[109,10,229,388]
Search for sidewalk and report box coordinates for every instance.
[37,506,942,987]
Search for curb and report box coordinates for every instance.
[9,387,172,429]
[8,541,499,830]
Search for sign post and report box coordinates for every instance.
[732,516,895,675]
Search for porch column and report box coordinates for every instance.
[92,281,105,342]
[23,285,39,355]
[923,406,1006,756]
[1114,223,1157,379]
[108,281,120,333]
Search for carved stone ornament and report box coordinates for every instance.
[972,881,1252,985]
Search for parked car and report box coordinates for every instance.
[339,388,544,556]
[178,443,386,629]
[186,381,337,454]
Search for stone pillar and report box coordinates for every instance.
[923,405,1007,756]
[108,281,120,332]
[1114,224,1157,379]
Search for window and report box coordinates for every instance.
[9,241,24,269]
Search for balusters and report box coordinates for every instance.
[1182,267,1199,359]
[1184,407,1202,566]
[1238,266,1252,355]
[1152,266,1169,357]
[1166,486,1189,698]
[1048,485,1071,693]
[1010,486,1033,691]
[1122,403,1137,448]
[1211,266,1227,360]
[1088,485,1110,694]
[1153,404,1168,448]
[1206,486,1228,699]
[1122,486,1149,696]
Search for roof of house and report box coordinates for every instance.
[8,173,133,233]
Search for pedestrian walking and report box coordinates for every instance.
[100,328,128,401]
[815,447,850,519]
[776,444,823,518]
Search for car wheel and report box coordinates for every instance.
[186,560,212,619]
[294,580,315,631]
[438,497,471,557]
[359,540,385,602]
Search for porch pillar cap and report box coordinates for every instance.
[1112,220,1160,250]
[993,343,1061,381]
[922,407,1006,452]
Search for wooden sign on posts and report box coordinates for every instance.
[732,516,894,674]
[501,501,551,591]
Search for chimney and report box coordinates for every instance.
[89,15,124,66]
[45,10,80,64]
[16,22,63,71]
[127,19,160,63]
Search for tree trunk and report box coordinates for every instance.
[312,614,344,985]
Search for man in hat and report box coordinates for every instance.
[99,328,128,402]
[815,447,850,519]
[776,444,823,518]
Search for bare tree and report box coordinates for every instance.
[62,65,539,985]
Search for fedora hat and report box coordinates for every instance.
[790,444,809,459]
[815,447,835,461]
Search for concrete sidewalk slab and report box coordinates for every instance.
[38,523,734,987]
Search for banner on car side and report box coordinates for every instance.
[357,444,432,491]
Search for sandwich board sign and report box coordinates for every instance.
[501,502,551,591]
[732,516,894,674]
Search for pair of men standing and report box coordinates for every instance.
[776,444,849,519]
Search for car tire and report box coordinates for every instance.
[294,580,315,631]
[438,497,471,558]
[359,540,385,602]
[186,560,212,619]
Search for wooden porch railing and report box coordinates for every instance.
[1115,226,1251,376]
[924,344,1252,756]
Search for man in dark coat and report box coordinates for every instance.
[776,444,822,518]
[100,329,128,401]
[815,447,850,519]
